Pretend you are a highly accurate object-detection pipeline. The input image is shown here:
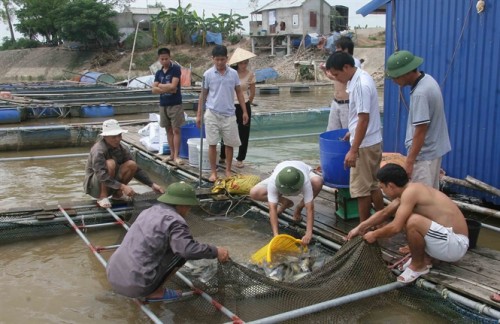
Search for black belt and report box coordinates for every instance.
[334,98,349,104]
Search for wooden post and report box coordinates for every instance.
[251,37,255,54]
[465,176,500,197]
[287,34,291,55]
[271,36,275,56]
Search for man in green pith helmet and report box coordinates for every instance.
[250,161,324,245]
[106,181,229,302]
[385,50,451,189]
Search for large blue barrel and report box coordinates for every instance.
[180,123,204,159]
[319,129,350,188]
[0,108,21,124]
[80,104,114,118]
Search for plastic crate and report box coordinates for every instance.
[335,188,359,220]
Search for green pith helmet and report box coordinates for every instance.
[385,50,423,78]
[157,181,199,206]
[275,167,304,195]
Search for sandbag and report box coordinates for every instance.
[212,174,261,195]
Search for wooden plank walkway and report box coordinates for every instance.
[121,125,500,311]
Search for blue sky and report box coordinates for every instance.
[0,0,385,40]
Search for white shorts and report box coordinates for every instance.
[412,157,442,189]
[424,221,469,262]
[204,109,241,147]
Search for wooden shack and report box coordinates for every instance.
[250,0,338,56]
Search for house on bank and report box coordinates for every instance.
[359,0,500,204]
[249,0,348,55]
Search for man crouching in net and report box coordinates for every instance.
[106,181,229,302]
[346,163,469,284]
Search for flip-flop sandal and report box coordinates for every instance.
[491,293,500,303]
[397,257,433,272]
[397,267,430,284]
[97,197,111,208]
[145,288,182,303]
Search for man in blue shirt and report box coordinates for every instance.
[152,48,185,165]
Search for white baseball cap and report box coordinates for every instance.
[101,119,128,136]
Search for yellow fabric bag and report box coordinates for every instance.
[211,174,261,195]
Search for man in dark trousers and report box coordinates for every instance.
[106,181,229,301]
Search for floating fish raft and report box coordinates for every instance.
[0,81,200,123]
[0,110,499,322]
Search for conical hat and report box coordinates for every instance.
[228,48,256,66]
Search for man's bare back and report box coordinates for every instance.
[399,182,468,236]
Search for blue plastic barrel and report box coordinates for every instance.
[319,129,350,188]
[80,104,114,118]
[180,123,204,159]
[0,108,21,124]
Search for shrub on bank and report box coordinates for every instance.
[1,37,41,50]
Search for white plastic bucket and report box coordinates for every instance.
[187,138,201,166]
[187,138,218,170]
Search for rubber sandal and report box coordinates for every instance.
[145,288,182,303]
[397,267,429,284]
[235,161,244,168]
[174,158,184,166]
[96,197,111,208]
[397,258,433,272]
[491,293,500,303]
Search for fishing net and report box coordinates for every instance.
[142,200,496,324]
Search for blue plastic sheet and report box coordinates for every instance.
[254,68,279,83]
[206,32,222,45]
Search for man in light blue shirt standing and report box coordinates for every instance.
[197,45,248,182]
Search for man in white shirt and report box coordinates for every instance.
[249,161,323,245]
[325,52,384,222]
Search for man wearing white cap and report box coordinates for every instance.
[84,119,164,208]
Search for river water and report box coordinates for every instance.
[0,86,498,323]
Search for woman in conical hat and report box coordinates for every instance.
[220,48,257,168]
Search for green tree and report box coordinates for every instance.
[0,0,16,41]
[15,0,68,43]
[55,0,119,48]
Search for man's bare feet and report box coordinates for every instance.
[225,171,232,179]
[399,245,410,254]
[292,200,304,222]
[209,173,217,182]
[277,197,294,215]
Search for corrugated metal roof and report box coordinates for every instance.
[379,0,500,203]
[124,7,162,15]
[356,0,390,16]
[253,0,307,13]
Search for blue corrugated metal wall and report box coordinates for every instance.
[382,0,500,203]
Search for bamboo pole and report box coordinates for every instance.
[453,200,500,219]
[465,176,500,197]
[175,271,243,323]
[442,176,479,190]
